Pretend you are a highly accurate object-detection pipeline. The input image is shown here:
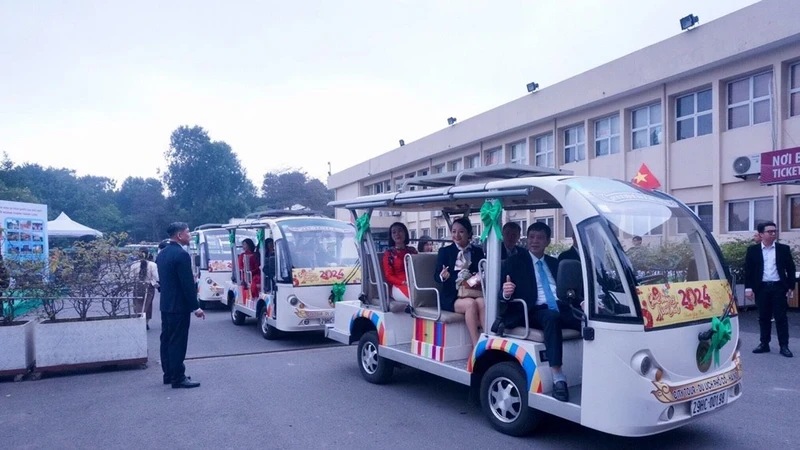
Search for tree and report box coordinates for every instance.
[260,169,334,216]
[162,126,256,227]
[117,177,170,242]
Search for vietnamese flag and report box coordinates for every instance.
[632,163,661,190]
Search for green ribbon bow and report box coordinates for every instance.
[228,230,235,246]
[479,200,503,242]
[355,214,370,242]
[701,316,732,367]
[256,228,265,246]
[331,281,346,304]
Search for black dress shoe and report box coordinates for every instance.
[552,381,569,402]
[780,347,793,358]
[752,344,770,353]
[490,317,505,336]
[172,378,200,389]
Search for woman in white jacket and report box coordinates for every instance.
[130,247,159,330]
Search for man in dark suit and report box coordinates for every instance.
[745,221,794,357]
[157,222,206,388]
[501,222,523,260]
[498,222,581,402]
[558,236,580,262]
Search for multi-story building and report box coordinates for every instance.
[328,0,800,244]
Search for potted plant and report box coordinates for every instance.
[33,234,148,375]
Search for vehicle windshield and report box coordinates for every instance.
[279,218,359,270]
[565,178,732,329]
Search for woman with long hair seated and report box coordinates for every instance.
[238,238,261,299]
[435,217,486,347]
[381,222,418,302]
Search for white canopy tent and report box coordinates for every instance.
[47,212,103,238]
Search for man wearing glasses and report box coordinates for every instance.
[745,221,794,357]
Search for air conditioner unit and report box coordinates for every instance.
[733,154,761,179]
[391,211,402,216]
[433,211,443,217]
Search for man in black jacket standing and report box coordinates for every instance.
[157,222,206,388]
[745,221,794,357]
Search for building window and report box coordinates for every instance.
[535,216,554,230]
[515,220,529,234]
[466,154,480,169]
[421,228,430,237]
[631,103,662,149]
[410,229,417,240]
[374,182,385,194]
[510,141,527,165]
[564,215,574,238]
[436,227,446,239]
[433,164,445,174]
[535,134,554,168]
[676,89,713,140]
[791,63,800,117]
[363,185,373,195]
[417,169,428,177]
[789,196,800,229]
[594,115,620,156]
[563,126,585,163]
[484,148,502,166]
[678,203,713,233]
[472,224,482,238]
[447,160,462,172]
[727,71,772,129]
[727,198,773,232]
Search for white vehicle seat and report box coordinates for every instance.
[406,253,465,323]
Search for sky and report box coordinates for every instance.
[0,0,760,189]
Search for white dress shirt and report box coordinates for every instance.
[130,260,159,286]
[761,243,780,282]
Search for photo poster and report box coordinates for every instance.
[0,200,49,264]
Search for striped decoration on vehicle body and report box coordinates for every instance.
[411,318,447,361]
[468,337,542,393]
[350,309,386,345]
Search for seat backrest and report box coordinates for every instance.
[406,253,439,309]
[363,251,385,306]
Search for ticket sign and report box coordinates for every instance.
[761,146,800,185]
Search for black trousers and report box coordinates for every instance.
[755,282,790,347]
[500,302,581,367]
[160,312,191,384]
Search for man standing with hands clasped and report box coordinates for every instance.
[745,221,794,357]
[157,222,206,388]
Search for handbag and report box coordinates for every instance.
[457,274,482,298]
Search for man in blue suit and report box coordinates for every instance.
[157,222,206,388]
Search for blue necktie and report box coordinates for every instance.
[536,260,559,311]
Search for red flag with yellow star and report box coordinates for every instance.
[632,163,661,190]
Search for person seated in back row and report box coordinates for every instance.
[435,217,485,347]
[382,222,418,302]
[495,222,582,403]
[501,222,523,260]
[558,235,580,262]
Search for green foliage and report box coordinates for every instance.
[117,177,171,242]
[718,238,751,280]
[260,169,334,216]
[162,126,256,226]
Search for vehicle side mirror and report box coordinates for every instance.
[557,259,583,303]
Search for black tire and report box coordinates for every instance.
[230,302,246,326]
[480,362,541,436]
[357,331,393,384]
[259,305,280,340]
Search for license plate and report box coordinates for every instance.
[690,391,727,417]
[319,318,334,325]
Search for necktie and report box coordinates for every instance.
[536,260,559,311]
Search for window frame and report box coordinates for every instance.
[676,89,713,141]
[788,195,800,230]
[447,160,462,172]
[678,203,714,233]
[466,154,480,169]
[436,227,447,239]
[433,164,445,174]
[594,114,620,156]
[509,141,527,165]
[725,197,774,232]
[564,215,574,239]
[563,125,586,164]
[534,216,554,231]
[631,103,663,150]
[484,148,503,166]
[727,71,773,130]
[534,133,555,168]
[790,62,800,117]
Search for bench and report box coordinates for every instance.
[364,251,408,313]
[405,253,465,323]
[478,259,581,343]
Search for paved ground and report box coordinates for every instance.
[1,296,798,449]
